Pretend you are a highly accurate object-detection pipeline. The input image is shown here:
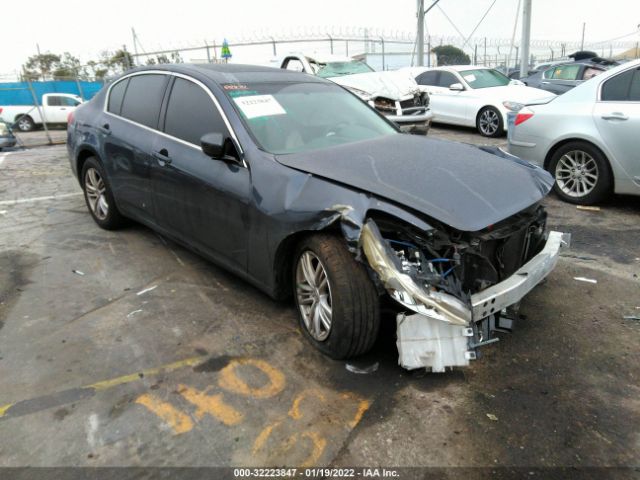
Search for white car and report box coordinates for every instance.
[403,66,554,137]
[278,53,433,133]
[508,59,640,205]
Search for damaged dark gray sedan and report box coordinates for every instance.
[67,64,569,372]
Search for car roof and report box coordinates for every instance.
[435,65,490,72]
[122,63,328,85]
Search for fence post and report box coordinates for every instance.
[270,37,277,57]
[345,40,349,57]
[484,37,487,66]
[327,34,333,54]
[206,44,211,63]
[27,80,53,145]
[379,37,385,70]
[74,69,85,101]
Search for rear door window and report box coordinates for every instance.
[108,78,129,115]
[601,68,635,101]
[416,71,438,86]
[163,77,226,145]
[120,74,168,129]
[550,64,580,80]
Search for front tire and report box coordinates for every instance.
[548,141,611,205]
[476,106,504,137]
[81,157,127,229]
[293,234,380,360]
[16,115,35,132]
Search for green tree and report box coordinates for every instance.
[431,45,470,66]
[21,53,61,80]
[52,52,84,80]
[108,49,134,73]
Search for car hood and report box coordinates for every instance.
[275,135,554,232]
[329,71,420,100]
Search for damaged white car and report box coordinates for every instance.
[68,64,569,373]
[278,53,433,134]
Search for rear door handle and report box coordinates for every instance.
[601,112,628,121]
[153,148,172,165]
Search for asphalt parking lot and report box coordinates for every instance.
[1,128,639,477]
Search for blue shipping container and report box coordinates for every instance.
[0,80,106,105]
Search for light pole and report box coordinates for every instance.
[416,0,440,66]
[519,0,532,77]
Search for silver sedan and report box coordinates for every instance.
[508,59,640,204]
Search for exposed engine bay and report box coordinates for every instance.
[359,205,567,372]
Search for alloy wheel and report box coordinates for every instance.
[18,118,32,131]
[295,251,333,342]
[84,167,109,220]
[479,109,499,136]
[555,150,599,198]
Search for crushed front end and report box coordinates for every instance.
[369,91,432,134]
[360,205,569,372]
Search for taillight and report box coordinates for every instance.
[514,111,533,126]
[0,107,3,114]
[67,111,74,124]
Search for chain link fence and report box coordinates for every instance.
[0,76,106,148]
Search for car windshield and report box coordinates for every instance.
[460,69,511,89]
[223,81,397,155]
[312,61,374,78]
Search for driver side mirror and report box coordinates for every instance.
[201,132,225,158]
[201,132,242,165]
[449,82,464,91]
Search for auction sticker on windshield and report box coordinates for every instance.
[233,95,286,119]
[463,74,476,82]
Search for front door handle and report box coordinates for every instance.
[601,112,628,121]
[153,148,172,165]
[98,123,111,135]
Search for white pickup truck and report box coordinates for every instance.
[0,93,83,132]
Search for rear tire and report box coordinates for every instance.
[81,157,127,230]
[548,141,611,205]
[293,234,380,360]
[476,106,504,137]
[16,115,35,132]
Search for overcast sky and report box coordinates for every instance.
[3,0,639,74]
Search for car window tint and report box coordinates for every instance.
[629,69,640,101]
[120,74,168,128]
[551,65,580,80]
[416,71,438,86]
[601,68,635,101]
[164,78,226,145]
[47,96,63,106]
[108,78,128,115]
[437,72,458,87]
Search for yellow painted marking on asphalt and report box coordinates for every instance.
[252,420,282,454]
[341,392,371,428]
[135,393,194,435]
[288,389,326,420]
[88,356,203,391]
[300,431,327,467]
[218,358,285,399]
[178,384,243,426]
[0,403,13,418]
